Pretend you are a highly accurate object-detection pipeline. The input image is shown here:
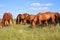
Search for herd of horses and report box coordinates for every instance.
[0,12,60,28]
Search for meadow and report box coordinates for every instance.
[0,20,59,40]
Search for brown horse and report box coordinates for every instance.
[31,15,37,28]
[16,14,23,24]
[0,12,14,27]
[16,13,29,24]
[25,14,36,24]
[31,12,56,28]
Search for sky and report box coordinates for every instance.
[0,0,60,19]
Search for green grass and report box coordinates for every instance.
[0,21,59,40]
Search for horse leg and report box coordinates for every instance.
[11,19,14,26]
[58,22,60,25]
[30,20,32,23]
[45,21,48,26]
[1,20,5,27]
[17,17,21,24]
[31,21,36,28]
[19,20,21,24]
[39,20,43,28]
[5,20,8,26]
[18,17,19,24]
[8,20,10,25]
[39,20,42,25]
[52,17,56,25]
[23,19,27,25]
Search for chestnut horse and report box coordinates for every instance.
[31,12,56,28]
[0,12,14,27]
[25,14,36,24]
[16,13,29,24]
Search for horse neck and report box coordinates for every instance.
[32,16,37,23]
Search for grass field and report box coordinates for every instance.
[0,20,59,40]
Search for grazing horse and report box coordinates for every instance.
[25,14,36,24]
[0,12,14,27]
[16,14,23,24]
[31,15,37,28]
[16,13,29,24]
[31,12,56,28]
